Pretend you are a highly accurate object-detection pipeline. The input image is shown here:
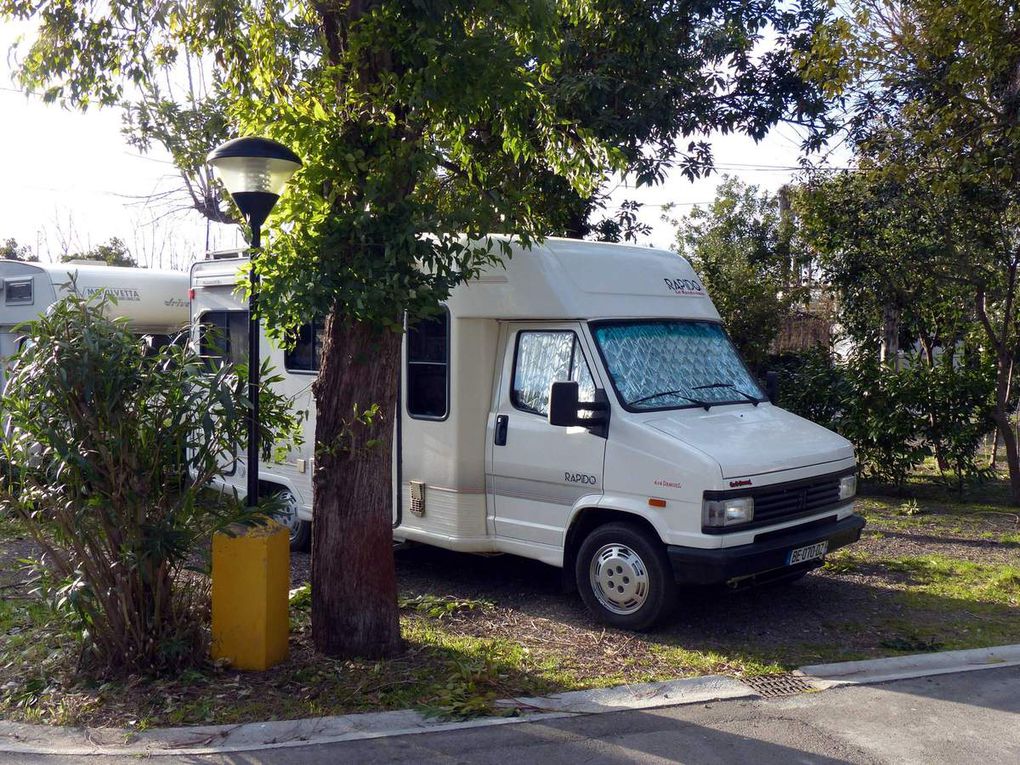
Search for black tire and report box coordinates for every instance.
[275,488,311,552]
[575,522,677,631]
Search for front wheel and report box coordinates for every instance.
[575,522,677,631]
[276,488,311,552]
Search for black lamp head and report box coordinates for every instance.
[207,137,302,229]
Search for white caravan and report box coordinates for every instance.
[190,238,864,629]
[0,260,191,388]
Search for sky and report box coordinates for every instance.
[0,21,841,271]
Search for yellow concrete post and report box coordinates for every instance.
[211,522,290,670]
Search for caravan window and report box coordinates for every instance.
[4,279,33,305]
[285,319,325,373]
[199,311,248,367]
[406,310,449,419]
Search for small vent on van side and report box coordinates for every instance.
[410,481,426,517]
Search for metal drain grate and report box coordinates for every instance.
[741,673,816,698]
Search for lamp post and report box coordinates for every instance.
[207,137,301,509]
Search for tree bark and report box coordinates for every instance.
[879,304,900,366]
[916,328,949,471]
[310,307,403,658]
[975,276,1020,501]
[991,363,1020,504]
[992,357,1015,468]
[987,383,1020,503]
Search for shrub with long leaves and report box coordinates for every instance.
[0,289,301,677]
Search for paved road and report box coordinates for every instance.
[7,666,1020,764]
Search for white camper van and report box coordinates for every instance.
[190,238,864,629]
[0,260,190,388]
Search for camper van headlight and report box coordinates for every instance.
[703,497,754,528]
[839,474,857,501]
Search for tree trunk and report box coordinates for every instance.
[879,304,900,366]
[310,307,403,659]
[992,357,1015,468]
[976,267,1020,500]
[917,330,949,471]
[992,352,1020,504]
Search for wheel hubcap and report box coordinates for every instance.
[277,491,302,540]
[589,543,649,615]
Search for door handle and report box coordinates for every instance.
[494,414,509,446]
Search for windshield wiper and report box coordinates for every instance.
[630,389,711,410]
[692,382,761,406]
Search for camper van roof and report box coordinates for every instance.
[190,237,722,322]
[0,260,185,278]
[452,237,721,321]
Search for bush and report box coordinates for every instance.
[0,290,300,677]
[836,352,928,487]
[772,348,848,431]
[775,348,995,490]
[912,354,996,491]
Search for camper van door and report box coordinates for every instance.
[489,323,606,545]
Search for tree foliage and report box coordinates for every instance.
[2,1,832,237]
[534,0,833,237]
[675,177,804,371]
[0,290,300,676]
[802,0,1020,500]
[62,237,139,268]
[3,1,233,221]
[795,163,978,361]
[0,237,38,262]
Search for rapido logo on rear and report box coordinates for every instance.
[664,276,705,296]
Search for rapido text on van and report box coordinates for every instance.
[190,238,864,629]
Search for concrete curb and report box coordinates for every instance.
[797,644,1020,688]
[4,644,1018,756]
[0,675,754,756]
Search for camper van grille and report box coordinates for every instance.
[752,477,842,525]
[703,468,852,533]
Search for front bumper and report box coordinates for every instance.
[666,514,866,586]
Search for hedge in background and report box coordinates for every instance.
[776,349,995,490]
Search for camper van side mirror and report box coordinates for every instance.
[549,381,581,427]
[765,370,779,404]
[548,381,610,438]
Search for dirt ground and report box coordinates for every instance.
[0,531,36,592]
[1,490,1017,728]
[311,493,1020,668]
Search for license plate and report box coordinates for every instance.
[787,541,828,565]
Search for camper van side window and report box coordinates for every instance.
[406,311,449,419]
[199,311,248,367]
[4,279,33,305]
[512,331,595,417]
[285,319,325,373]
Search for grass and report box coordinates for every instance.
[853,495,1019,539]
[0,510,22,540]
[864,454,1019,506]
[1,475,1018,728]
[0,596,78,724]
[0,582,796,727]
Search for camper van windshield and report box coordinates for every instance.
[591,320,764,411]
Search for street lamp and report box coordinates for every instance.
[207,137,301,508]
